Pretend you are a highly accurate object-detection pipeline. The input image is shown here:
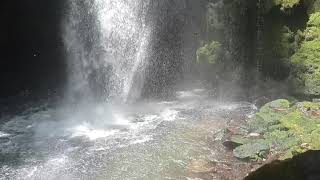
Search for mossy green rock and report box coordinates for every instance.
[233,99,320,161]
[310,129,320,147]
[281,111,317,132]
[233,139,270,160]
[230,135,251,145]
[248,99,290,133]
[264,130,299,151]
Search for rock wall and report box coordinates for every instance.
[197,0,320,99]
[141,0,208,98]
[0,0,67,99]
[247,0,320,98]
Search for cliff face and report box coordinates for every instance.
[0,0,208,100]
[141,0,208,98]
[197,0,320,99]
[258,0,320,98]
[289,4,320,97]
[2,0,320,100]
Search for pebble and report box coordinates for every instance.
[248,133,260,137]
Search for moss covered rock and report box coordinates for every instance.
[232,99,320,161]
[233,139,270,160]
[247,99,290,133]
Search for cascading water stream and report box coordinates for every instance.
[64,0,151,103]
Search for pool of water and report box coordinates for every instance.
[0,88,257,180]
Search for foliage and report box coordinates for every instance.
[196,41,221,64]
[273,0,300,8]
[290,11,320,97]
[272,26,296,59]
[307,12,320,26]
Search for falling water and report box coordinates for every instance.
[255,0,264,72]
[64,0,151,103]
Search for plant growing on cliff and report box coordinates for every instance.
[196,41,222,64]
[273,0,300,9]
[290,11,320,97]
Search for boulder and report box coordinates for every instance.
[231,99,320,161]
[233,139,270,160]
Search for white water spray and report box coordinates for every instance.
[64,0,151,103]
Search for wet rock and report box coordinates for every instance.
[235,99,320,161]
[223,140,242,150]
[223,135,251,150]
[253,96,270,108]
[188,159,216,173]
[222,126,250,150]
[247,99,290,134]
[245,150,320,180]
[233,139,270,160]
[248,133,261,137]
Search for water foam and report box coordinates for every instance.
[70,123,119,140]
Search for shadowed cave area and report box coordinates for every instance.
[0,0,67,101]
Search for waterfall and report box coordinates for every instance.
[64,0,151,103]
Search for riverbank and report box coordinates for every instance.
[213,99,320,179]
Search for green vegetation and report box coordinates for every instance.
[272,26,296,61]
[273,0,300,8]
[290,11,320,97]
[230,99,320,161]
[196,41,221,64]
[307,12,320,26]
